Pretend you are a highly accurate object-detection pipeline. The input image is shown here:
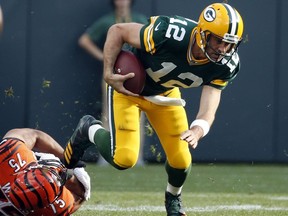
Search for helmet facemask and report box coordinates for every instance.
[200,31,241,64]
[38,159,68,187]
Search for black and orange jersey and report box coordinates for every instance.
[0,138,37,192]
[0,138,76,216]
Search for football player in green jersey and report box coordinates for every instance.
[64,3,244,216]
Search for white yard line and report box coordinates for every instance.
[269,196,288,200]
[80,204,288,212]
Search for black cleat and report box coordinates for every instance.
[63,115,101,168]
[165,192,187,216]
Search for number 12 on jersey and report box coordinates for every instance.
[165,18,188,41]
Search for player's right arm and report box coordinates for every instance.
[103,22,143,96]
[3,128,64,159]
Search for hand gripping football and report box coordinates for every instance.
[114,50,146,94]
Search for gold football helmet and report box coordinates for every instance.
[196,3,244,63]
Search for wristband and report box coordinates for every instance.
[190,119,210,137]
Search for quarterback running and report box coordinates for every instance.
[64,3,244,215]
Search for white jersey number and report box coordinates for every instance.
[155,18,203,87]
[146,62,203,88]
[165,18,187,41]
[8,153,27,173]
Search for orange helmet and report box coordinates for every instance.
[8,162,67,213]
[196,3,244,63]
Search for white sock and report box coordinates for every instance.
[166,183,183,196]
[88,124,103,143]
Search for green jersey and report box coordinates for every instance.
[138,15,240,96]
[86,12,147,49]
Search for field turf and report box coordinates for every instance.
[74,163,288,216]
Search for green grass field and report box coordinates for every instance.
[74,163,288,216]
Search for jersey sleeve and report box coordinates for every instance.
[139,16,170,55]
[0,138,37,186]
[208,54,241,90]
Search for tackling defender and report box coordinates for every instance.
[0,6,90,216]
[64,3,244,215]
[0,128,90,215]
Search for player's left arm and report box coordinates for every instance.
[3,128,64,159]
[180,85,222,148]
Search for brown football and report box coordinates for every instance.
[114,50,146,94]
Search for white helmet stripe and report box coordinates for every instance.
[223,3,239,36]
